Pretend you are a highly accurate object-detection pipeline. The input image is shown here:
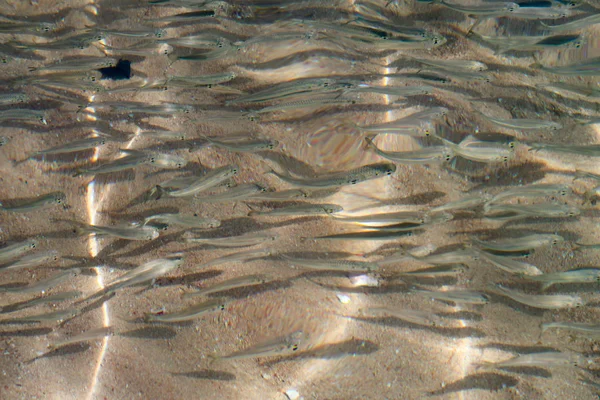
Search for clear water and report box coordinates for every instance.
[1,0,600,399]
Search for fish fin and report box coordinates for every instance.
[206,354,222,366]
[540,282,553,291]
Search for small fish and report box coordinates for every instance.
[530,57,600,76]
[144,298,228,323]
[185,232,277,248]
[30,136,108,157]
[166,71,237,87]
[1,250,59,271]
[48,326,114,350]
[476,351,587,369]
[430,194,491,213]
[471,234,564,252]
[478,33,583,53]
[469,247,543,276]
[476,111,562,130]
[437,135,513,163]
[492,284,584,309]
[359,306,446,327]
[73,154,154,177]
[281,254,378,273]
[257,98,357,114]
[331,210,428,227]
[0,239,39,265]
[542,13,600,32]
[541,322,600,338]
[0,268,81,294]
[200,135,278,152]
[102,256,184,295]
[435,0,519,16]
[160,165,239,198]
[529,143,600,157]
[199,248,273,269]
[397,264,467,279]
[269,163,396,189]
[413,288,490,305]
[0,92,29,105]
[248,203,342,217]
[348,85,434,97]
[0,308,79,324]
[407,56,487,72]
[304,230,414,241]
[65,220,160,240]
[195,183,267,203]
[0,192,66,212]
[244,189,308,202]
[484,203,580,222]
[405,249,474,266]
[29,56,118,72]
[144,213,220,229]
[525,268,600,290]
[120,149,186,169]
[184,274,272,298]
[365,137,452,164]
[210,330,307,363]
[486,184,571,205]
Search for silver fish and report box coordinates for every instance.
[184,274,272,298]
[526,268,600,290]
[144,213,220,229]
[195,183,267,203]
[185,232,277,248]
[0,268,81,294]
[469,247,543,276]
[1,250,59,271]
[248,203,342,217]
[269,163,396,189]
[0,308,79,324]
[198,248,273,269]
[144,298,228,323]
[476,111,562,130]
[281,254,378,272]
[541,322,600,338]
[68,221,160,240]
[201,135,278,152]
[48,326,114,350]
[365,137,452,164]
[471,234,564,252]
[486,184,571,205]
[0,239,39,265]
[492,284,584,309]
[413,288,490,305]
[210,330,307,363]
[160,164,239,198]
[359,307,446,327]
[0,192,66,212]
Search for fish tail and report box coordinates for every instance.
[166,53,179,65]
[527,143,544,152]
[206,354,221,366]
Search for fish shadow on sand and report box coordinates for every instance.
[476,343,559,354]
[467,162,548,188]
[118,326,178,339]
[204,279,294,300]
[26,343,91,364]
[494,366,552,378]
[171,370,236,381]
[262,338,380,367]
[155,270,223,287]
[306,277,408,295]
[427,372,519,396]
[353,316,486,339]
[0,327,52,337]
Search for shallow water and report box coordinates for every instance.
[1,0,600,399]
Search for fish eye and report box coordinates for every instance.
[31,243,37,249]
[1,58,8,64]
[502,156,509,162]
[575,42,581,48]
[508,141,515,149]
[219,304,225,311]
[568,211,576,217]
[433,38,439,45]
[424,129,431,136]
[386,169,393,175]
[291,344,299,351]
[90,76,96,82]
[445,154,451,161]
[150,157,156,163]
